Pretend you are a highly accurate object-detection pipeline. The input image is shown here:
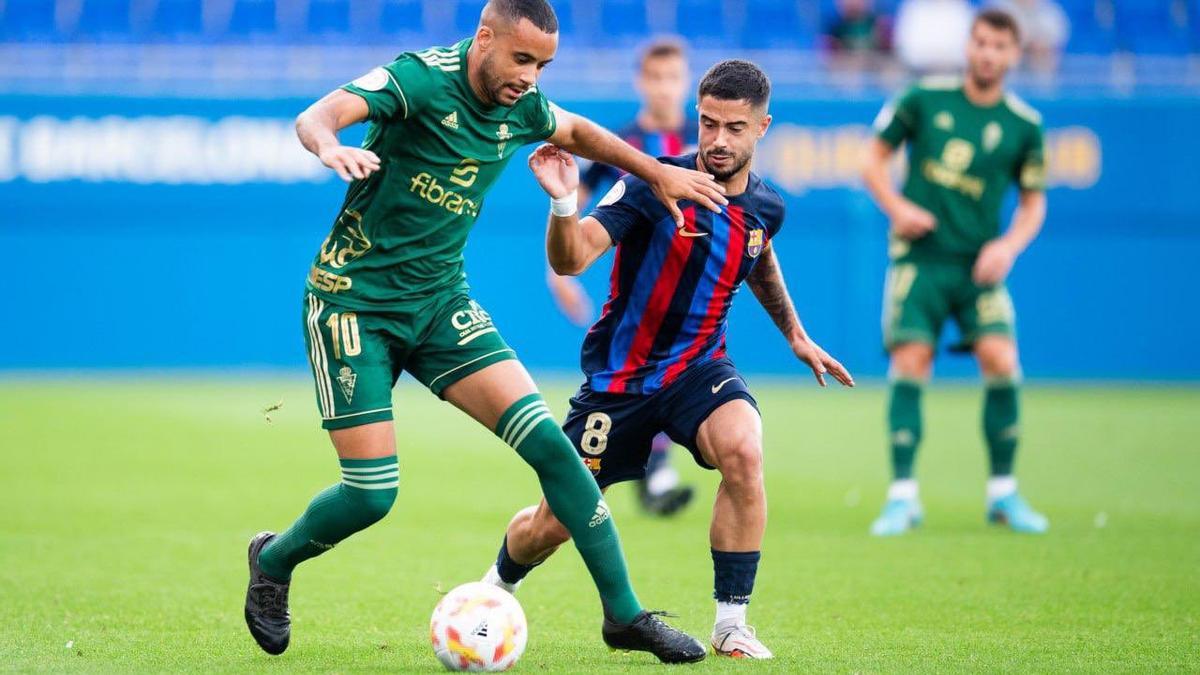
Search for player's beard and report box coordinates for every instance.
[478,52,525,107]
[967,61,1007,92]
[699,146,750,182]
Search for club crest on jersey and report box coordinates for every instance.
[496,123,513,157]
[746,228,765,257]
[934,111,954,131]
[336,366,357,404]
[983,122,1003,152]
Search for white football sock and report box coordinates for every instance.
[887,479,919,501]
[715,601,748,628]
[987,476,1018,502]
[646,465,680,496]
[481,564,520,594]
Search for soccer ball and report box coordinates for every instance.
[430,582,527,671]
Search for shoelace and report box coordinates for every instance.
[716,624,765,652]
[252,583,289,617]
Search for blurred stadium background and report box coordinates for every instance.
[2,0,1199,671]
[1,0,1198,379]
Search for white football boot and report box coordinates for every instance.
[711,622,774,659]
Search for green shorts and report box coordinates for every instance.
[882,260,1016,352]
[302,290,516,430]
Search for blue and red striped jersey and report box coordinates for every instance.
[581,153,786,395]
[579,118,700,194]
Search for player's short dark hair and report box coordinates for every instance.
[486,0,558,34]
[973,8,1021,43]
[697,59,771,109]
[639,38,687,71]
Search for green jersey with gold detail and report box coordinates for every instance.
[875,77,1045,262]
[306,38,558,308]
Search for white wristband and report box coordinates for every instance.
[550,191,578,218]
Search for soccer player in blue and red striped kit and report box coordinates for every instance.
[547,38,700,517]
[484,60,854,658]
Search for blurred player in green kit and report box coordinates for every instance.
[862,9,1049,536]
[243,0,727,663]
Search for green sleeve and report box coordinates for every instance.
[874,86,921,148]
[340,55,435,123]
[1017,124,1047,192]
[519,87,559,143]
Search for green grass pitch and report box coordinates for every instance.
[1,377,1197,672]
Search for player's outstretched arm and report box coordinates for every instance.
[973,189,1046,285]
[547,107,726,227]
[528,144,613,276]
[295,89,381,182]
[746,246,854,388]
[861,137,936,240]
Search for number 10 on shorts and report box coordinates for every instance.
[325,312,362,360]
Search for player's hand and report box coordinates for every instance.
[791,336,855,388]
[889,199,937,240]
[648,164,728,227]
[973,238,1017,286]
[319,145,381,182]
[547,272,594,327]
[528,144,579,199]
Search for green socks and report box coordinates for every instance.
[258,455,399,581]
[984,378,1020,476]
[495,394,642,623]
[888,380,923,480]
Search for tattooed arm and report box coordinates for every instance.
[746,245,854,388]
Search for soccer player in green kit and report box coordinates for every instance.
[243,0,725,663]
[862,9,1050,536]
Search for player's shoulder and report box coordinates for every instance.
[747,172,786,226]
[913,75,964,93]
[512,83,552,112]
[595,154,692,213]
[406,42,465,73]
[1002,90,1043,126]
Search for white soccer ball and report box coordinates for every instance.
[430,582,528,672]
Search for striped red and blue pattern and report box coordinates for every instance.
[582,154,785,395]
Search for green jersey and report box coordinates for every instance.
[874,77,1045,262]
[306,38,558,308]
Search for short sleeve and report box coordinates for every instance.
[874,85,921,148]
[341,55,434,123]
[580,159,621,194]
[1017,124,1047,192]
[760,184,787,239]
[516,88,559,143]
[588,176,649,244]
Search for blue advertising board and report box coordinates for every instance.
[1,93,1195,380]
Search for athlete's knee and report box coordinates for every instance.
[717,433,764,492]
[976,337,1019,378]
[890,343,934,381]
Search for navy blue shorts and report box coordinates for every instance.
[562,358,758,488]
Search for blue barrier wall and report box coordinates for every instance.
[1,94,1195,379]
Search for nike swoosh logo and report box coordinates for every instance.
[677,223,709,238]
[711,377,739,394]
